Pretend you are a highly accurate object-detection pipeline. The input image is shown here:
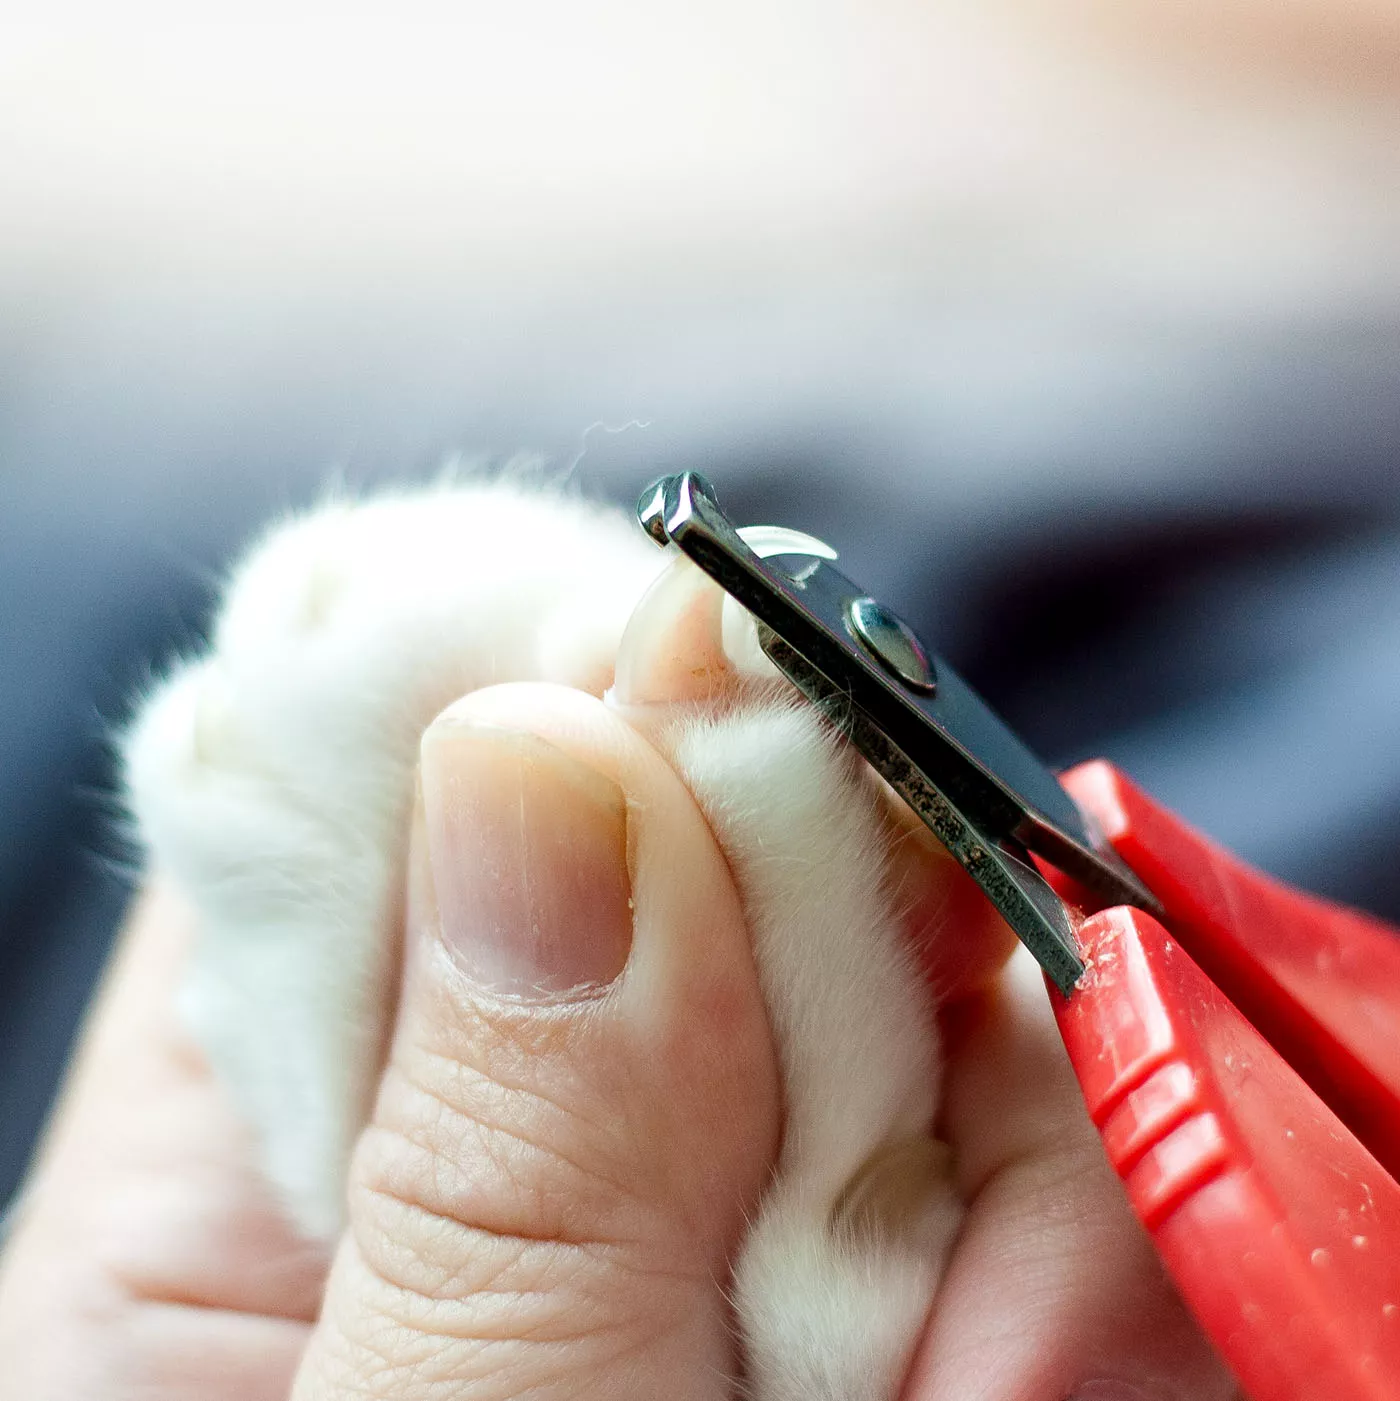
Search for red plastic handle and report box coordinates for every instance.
[1048,762,1400,1401]
[1062,761,1400,1179]
[1055,906,1400,1401]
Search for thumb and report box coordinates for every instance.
[292,683,780,1401]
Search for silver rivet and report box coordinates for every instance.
[847,597,937,694]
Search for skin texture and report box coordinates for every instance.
[0,883,327,1400]
[0,589,1242,1401]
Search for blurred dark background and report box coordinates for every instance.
[3,7,1400,1210]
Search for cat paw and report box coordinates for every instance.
[666,703,960,1400]
[124,481,659,1236]
[125,481,960,1398]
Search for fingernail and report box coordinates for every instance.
[419,718,633,998]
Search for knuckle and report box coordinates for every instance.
[358,1042,654,1256]
[338,1049,702,1365]
[314,988,731,1393]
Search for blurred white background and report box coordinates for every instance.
[5,2,1399,514]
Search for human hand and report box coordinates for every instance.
[0,643,1240,1401]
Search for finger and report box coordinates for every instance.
[292,682,779,1401]
[610,551,1017,1000]
[0,885,327,1401]
[906,949,1238,1401]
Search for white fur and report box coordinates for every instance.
[673,706,958,1401]
[123,481,959,1394]
[124,482,659,1236]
